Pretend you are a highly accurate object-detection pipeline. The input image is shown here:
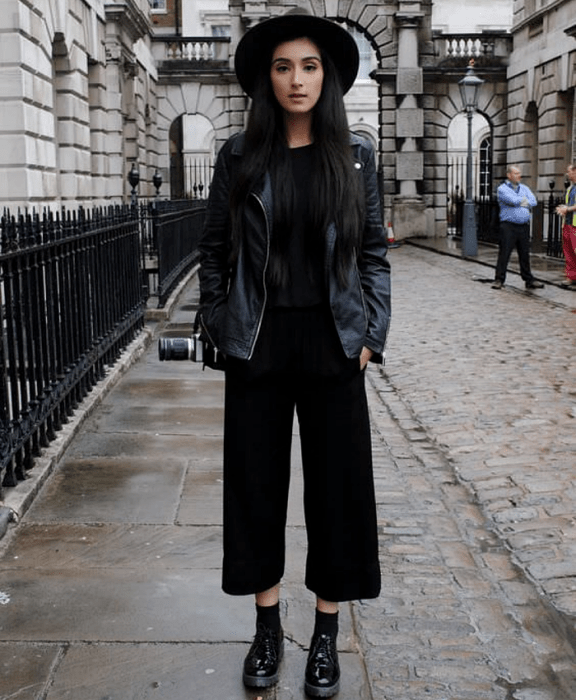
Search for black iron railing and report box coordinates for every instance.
[0,206,146,495]
[0,198,207,494]
[139,200,206,307]
[449,189,566,258]
[543,187,564,258]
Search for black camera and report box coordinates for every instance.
[158,334,206,362]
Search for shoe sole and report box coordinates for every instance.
[304,679,341,697]
[243,670,280,688]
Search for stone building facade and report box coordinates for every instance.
[1,0,575,238]
[506,0,576,193]
[0,0,164,207]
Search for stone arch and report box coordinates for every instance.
[419,73,509,235]
[447,110,493,205]
[350,123,378,152]
[295,0,391,60]
[156,81,239,198]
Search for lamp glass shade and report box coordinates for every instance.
[458,68,484,110]
[128,164,140,188]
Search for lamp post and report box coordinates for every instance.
[458,60,484,257]
[128,162,140,208]
[152,169,162,201]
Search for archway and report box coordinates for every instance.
[169,113,216,199]
[446,111,492,234]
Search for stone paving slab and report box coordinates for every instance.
[43,644,369,700]
[0,568,251,642]
[0,643,61,700]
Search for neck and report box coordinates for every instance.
[284,112,313,149]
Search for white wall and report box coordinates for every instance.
[432,0,512,32]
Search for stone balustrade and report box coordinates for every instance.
[152,36,231,71]
[432,32,512,65]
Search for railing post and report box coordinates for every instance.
[546,181,561,258]
[531,201,544,253]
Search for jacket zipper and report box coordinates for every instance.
[247,192,270,361]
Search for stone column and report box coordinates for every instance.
[104,38,128,200]
[392,6,427,239]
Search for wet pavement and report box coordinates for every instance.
[1,237,576,699]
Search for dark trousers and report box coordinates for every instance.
[222,305,381,602]
[495,220,535,284]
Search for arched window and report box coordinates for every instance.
[479,136,492,199]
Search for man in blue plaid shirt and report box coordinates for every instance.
[492,165,544,290]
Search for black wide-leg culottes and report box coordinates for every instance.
[222,305,381,602]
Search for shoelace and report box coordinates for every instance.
[309,633,336,669]
[249,624,280,666]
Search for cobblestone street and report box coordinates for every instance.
[355,244,576,699]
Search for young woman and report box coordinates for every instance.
[198,9,391,697]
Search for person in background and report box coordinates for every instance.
[492,165,544,290]
[555,164,576,286]
[198,8,391,698]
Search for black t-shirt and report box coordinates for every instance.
[267,144,326,308]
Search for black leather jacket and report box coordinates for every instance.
[198,132,391,363]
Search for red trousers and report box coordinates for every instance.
[562,224,576,281]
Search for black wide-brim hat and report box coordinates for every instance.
[234,10,360,97]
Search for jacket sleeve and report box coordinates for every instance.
[357,140,391,363]
[197,138,234,348]
[525,185,537,207]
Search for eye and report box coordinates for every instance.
[304,63,319,72]
[272,62,290,73]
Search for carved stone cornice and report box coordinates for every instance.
[241,0,270,29]
[395,12,424,29]
[105,1,150,42]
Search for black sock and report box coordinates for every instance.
[314,609,339,637]
[256,602,281,632]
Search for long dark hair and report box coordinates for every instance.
[229,38,365,287]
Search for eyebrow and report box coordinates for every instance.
[271,55,322,64]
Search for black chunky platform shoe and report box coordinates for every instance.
[304,631,340,697]
[242,623,284,688]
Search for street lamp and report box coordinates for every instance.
[128,162,140,207]
[458,60,484,257]
[152,169,163,201]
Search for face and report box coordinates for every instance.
[508,167,522,185]
[566,166,576,183]
[270,37,324,116]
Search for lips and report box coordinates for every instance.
[289,94,306,98]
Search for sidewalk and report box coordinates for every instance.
[1,241,576,699]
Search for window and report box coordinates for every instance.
[150,0,166,11]
[211,25,230,38]
[347,27,374,80]
[479,136,492,199]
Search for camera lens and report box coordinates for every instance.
[158,337,194,361]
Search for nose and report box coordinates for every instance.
[292,70,303,86]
